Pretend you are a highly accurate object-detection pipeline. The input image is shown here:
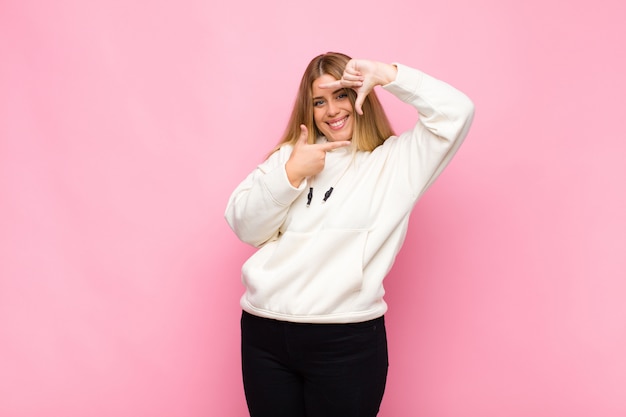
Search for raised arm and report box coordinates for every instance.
[381,63,475,198]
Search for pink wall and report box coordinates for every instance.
[1,0,625,416]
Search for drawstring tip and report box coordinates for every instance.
[322,187,334,203]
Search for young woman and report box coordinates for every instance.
[225,52,474,417]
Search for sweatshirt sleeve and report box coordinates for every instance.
[381,63,475,199]
[224,146,307,247]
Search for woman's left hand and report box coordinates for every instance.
[319,59,397,115]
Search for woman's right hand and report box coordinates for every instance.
[285,125,350,187]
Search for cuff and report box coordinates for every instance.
[261,162,307,206]
[382,63,425,103]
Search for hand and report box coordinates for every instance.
[285,125,351,187]
[320,59,397,115]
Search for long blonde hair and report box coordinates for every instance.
[271,52,395,155]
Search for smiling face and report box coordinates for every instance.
[311,74,354,142]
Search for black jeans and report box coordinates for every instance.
[241,311,388,417]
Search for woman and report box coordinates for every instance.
[225,52,474,417]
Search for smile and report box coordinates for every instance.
[327,116,348,130]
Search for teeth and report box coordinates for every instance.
[329,117,346,128]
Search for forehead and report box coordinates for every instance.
[312,74,339,96]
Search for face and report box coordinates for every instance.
[311,74,354,142]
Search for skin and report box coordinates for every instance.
[312,74,355,143]
[285,59,398,187]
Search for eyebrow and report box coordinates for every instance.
[312,89,345,100]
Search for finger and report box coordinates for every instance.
[341,71,363,82]
[318,79,342,89]
[354,91,367,115]
[344,59,359,74]
[344,68,362,77]
[338,79,364,89]
[320,77,363,89]
[319,140,351,151]
[297,124,308,145]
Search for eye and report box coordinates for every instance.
[337,93,348,100]
[313,99,325,107]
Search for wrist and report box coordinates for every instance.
[377,62,398,86]
[285,161,305,188]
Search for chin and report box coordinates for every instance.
[327,131,353,142]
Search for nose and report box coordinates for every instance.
[326,100,339,117]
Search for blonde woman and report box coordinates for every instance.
[225,52,474,417]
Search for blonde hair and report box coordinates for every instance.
[271,52,395,155]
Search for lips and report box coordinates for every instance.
[327,116,348,130]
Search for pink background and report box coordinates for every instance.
[1,0,625,416]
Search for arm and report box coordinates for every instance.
[324,59,474,199]
[224,147,303,247]
[225,126,350,247]
[324,58,473,145]
[382,64,475,198]
[384,63,474,147]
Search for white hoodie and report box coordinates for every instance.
[225,64,474,323]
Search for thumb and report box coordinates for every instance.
[354,92,365,116]
[296,124,308,146]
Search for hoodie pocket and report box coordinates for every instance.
[242,227,368,316]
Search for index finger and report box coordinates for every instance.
[318,79,342,89]
[318,140,351,151]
